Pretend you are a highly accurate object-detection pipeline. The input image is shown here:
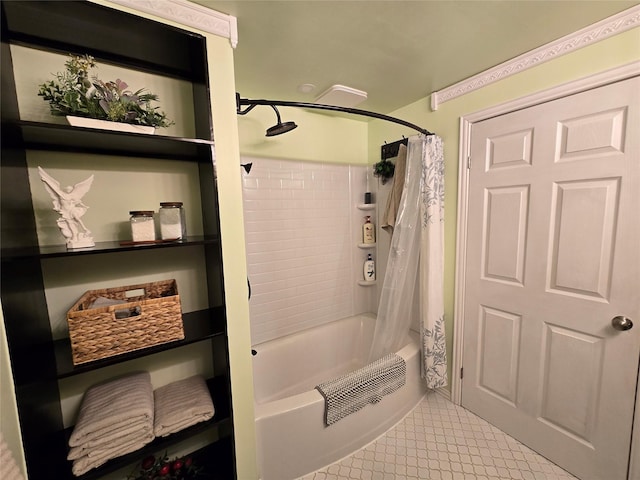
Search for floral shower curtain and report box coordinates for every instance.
[419,135,447,389]
[368,134,447,389]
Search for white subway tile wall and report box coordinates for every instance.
[242,157,374,345]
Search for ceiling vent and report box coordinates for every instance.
[315,84,367,108]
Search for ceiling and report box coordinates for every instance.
[193,0,638,116]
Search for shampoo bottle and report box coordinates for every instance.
[363,216,375,244]
[364,254,376,282]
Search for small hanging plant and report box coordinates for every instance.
[373,158,395,185]
[37,54,174,128]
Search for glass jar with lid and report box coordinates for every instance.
[159,202,186,240]
[129,211,156,242]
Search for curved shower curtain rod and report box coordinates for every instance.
[236,94,433,136]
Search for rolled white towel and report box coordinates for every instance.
[69,371,153,448]
[154,375,214,437]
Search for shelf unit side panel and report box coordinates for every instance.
[1,32,67,478]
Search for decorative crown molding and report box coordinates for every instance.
[106,0,238,47]
[430,5,640,110]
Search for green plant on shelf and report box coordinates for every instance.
[37,54,174,128]
[128,452,204,480]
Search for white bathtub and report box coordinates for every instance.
[252,313,426,480]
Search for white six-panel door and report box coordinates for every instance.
[461,76,640,480]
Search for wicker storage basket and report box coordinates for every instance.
[67,279,184,365]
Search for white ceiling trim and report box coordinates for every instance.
[106,0,238,47]
[430,4,640,111]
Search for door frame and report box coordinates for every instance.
[451,59,640,471]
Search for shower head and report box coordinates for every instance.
[236,94,298,137]
[241,163,253,174]
[266,120,297,136]
[265,105,297,137]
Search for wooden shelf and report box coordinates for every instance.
[10,308,226,386]
[56,308,226,380]
[10,121,214,160]
[1,236,221,261]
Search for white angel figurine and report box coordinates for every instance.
[38,166,95,249]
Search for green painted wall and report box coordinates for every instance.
[369,26,640,387]
[236,26,639,393]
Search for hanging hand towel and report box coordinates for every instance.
[153,375,215,437]
[381,143,407,234]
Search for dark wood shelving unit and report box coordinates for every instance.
[1,1,236,479]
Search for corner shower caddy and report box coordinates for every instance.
[357,203,377,250]
[1,2,235,479]
[357,203,377,286]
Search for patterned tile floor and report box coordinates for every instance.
[299,391,577,480]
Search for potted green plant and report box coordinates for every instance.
[38,54,173,133]
[373,158,395,184]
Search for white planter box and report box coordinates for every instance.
[66,116,155,134]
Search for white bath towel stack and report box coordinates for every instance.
[153,375,214,437]
[67,372,155,476]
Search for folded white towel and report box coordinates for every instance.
[154,375,214,437]
[71,431,154,476]
[69,371,154,448]
[67,418,152,460]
